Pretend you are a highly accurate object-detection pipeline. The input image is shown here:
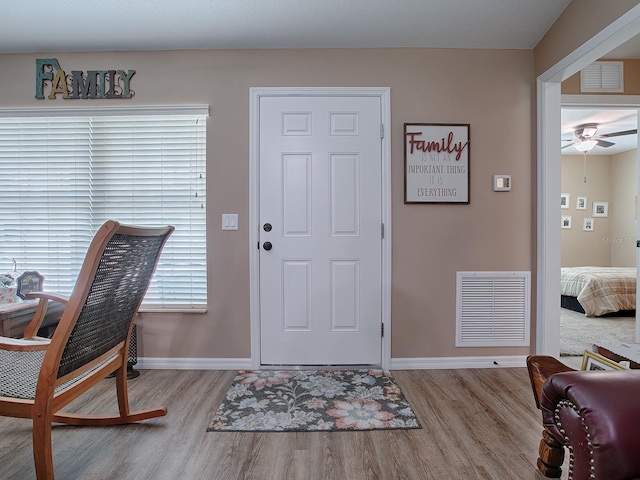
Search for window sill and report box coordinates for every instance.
[139,307,207,314]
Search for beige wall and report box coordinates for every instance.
[562,59,640,94]
[561,150,638,268]
[561,155,612,266]
[3,0,638,362]
[535,0,640,77]
[611,149,638,266]
[0,48,534,360]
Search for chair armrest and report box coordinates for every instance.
[541,370,640,480]
[0,335,51,351]
[22,292,69,339]
[24,292,69,304]
[526,355,574,409]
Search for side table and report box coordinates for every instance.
[0,300,64,338]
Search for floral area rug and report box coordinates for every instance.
[207,369,421,432]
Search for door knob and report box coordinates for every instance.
[263,241,273,251]
[263,223,272,232]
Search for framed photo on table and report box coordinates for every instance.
[16,271,44,299]
[581,350,629,371]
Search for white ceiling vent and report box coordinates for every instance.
[456,271,530,347]
[580,61,624,93]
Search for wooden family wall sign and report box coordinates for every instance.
[404,123,470,204]
[35,58,136,100]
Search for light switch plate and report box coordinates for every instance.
[222,214,238,230]
[493,175,511,191]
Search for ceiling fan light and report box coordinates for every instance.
[574,139,597,152]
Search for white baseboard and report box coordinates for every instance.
[137,355,528,371]
[391,355,528,370]
[137,357,252,370]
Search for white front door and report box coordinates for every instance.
[258,95,383,365]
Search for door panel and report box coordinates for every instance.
[259,95,382,365]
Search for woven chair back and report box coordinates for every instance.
[57,231,170,379]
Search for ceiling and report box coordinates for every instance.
[1,0,571,54]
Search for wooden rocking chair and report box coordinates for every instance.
[0,220,174,479]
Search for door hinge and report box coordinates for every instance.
[381,323,384,337]
[381,223,384,239]
[380,123,384,139]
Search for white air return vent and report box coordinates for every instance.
[456,271,530,347]
[580,61,624,93]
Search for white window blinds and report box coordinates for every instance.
[0,107,207,309]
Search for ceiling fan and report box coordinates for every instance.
[562,123,637,152]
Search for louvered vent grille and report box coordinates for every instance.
[456,271,531,347]
[580,61,624,93]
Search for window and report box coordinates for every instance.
[0,106,207,310]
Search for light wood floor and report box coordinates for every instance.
[0,367,564,480]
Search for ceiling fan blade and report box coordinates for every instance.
[596,139,614,148]
[599,129,637,138]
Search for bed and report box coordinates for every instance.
[561,266,636,317]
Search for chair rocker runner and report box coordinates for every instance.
[0,220,174,479]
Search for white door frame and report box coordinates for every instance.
[249,87,392,369]
[537,7,640,355]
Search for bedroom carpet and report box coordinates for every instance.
[560,307,636,356]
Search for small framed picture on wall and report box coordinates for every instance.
[593,201,609,217]
[583,218,594,231]
[576,196,587,210]
[561,215,572,229]
[561,193,570,209]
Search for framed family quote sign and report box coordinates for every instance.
[404,123,470,203]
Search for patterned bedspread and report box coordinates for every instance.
[561,266,636,317]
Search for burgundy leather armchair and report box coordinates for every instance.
[540,368,640,480]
